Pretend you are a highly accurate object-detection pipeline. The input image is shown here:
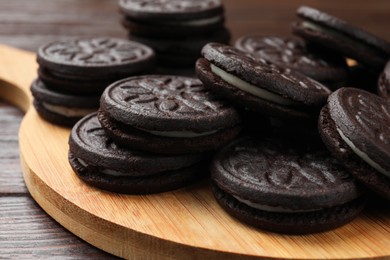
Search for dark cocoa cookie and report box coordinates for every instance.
[128,27,230,66]
[68,113,206,194]
[292,6,390,70]
[98,75,241,155]
[31,78,99,126]
[378,60,390,98]
[319,88,390,200]
[235,35,348,90]
[195,42,331,120]
[211,136,366,234]
[37,37,155,94]
[118,0,225,37]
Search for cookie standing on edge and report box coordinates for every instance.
[196,42,331,120]
[68,113,206,194]
[292,6,390,70]
[37,37,155,94]
[211,136,366,234]
[98,75,241,155]
[235,35,348,90]
[319,88,390,200]
[31,79,100,126]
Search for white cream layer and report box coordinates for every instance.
[135,127,218,138]
[77,158,143,177]
[233,195,319,213]
[210,64,297,106]
[43,103,96,117]
[167,16,222,26]
[337,127,390,178]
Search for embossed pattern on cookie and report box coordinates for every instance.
[107,75,227,120]
[39,37,152,67]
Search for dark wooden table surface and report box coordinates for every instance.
[0,0,389,259]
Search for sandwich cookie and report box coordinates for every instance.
[196,42,331,120]
[68,113,206,194]
[319,88,390,200]
[118,0,225,37]
[98,75,241,155]
[211,136,366,234]
[235,35,348,90]
[37,37,155,94]
[31,78,99,126]
[378,60,390,99]
[128,27,230,66]
[292,6,390,70]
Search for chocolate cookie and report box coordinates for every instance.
[378,60,390,98]
[235,35,348,90]
[292,6,390,70]
[118,0,225,37]
[98,75,241,155]
[196,42,331,120]
[31,78,99,126]
[68,113,206,194]
[128,27,230,66]
[37,37,155,94]
[319,88,390,200]
[211,136,366,234]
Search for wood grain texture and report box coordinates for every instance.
[0,196,116,259]
[0,43,387,259]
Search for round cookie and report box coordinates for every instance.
[235,35,348,90]
[30,78,99,126]
[292,6,390,70]
[195,42,331,120]
[68,113,206,194]
[211,136,366,234]
[98,75,241,155]
[37,37,155,94]
[128,27,230,66]
[319,88,390,200]
[378,60,390,98]
[118,0,225,37]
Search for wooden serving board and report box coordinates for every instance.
[1,43,390,259]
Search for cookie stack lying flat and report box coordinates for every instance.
[211,136,366,234]
[32,37,155,126]
[118,0,230,70]
[69,75,241,194]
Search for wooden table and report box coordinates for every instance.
[1,0,389,258]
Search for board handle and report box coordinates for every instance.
[0,44,37,112]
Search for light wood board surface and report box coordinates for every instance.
[0,43,389,259]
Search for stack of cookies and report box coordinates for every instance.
[118,0,230,72]
[68,75,241,194]
[31,37,155,126]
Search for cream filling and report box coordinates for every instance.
[43,103,96,117]
[77,158,143,177]
[233,195,319,213]
[210,64,297,106]
[337,128,390,178]
[136,128,219,138]
[301,21,381,56]
[167,16,222,26]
